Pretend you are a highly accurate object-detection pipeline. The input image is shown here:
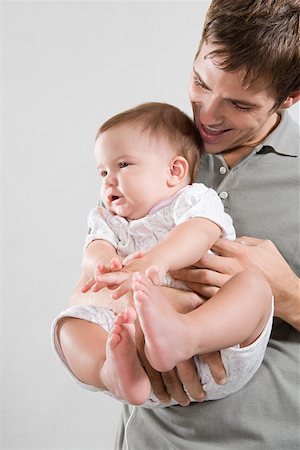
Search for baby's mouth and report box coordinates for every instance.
[108,194,121,202]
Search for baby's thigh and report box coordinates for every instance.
[52,305,116,387]
[58,317,108,363]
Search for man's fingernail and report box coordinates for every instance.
[219,377,227,385]
[180,398,190,406]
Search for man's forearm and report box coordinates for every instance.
[276,275,300,331]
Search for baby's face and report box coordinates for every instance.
[95,124,177,219]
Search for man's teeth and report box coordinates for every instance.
[204,125,224,134]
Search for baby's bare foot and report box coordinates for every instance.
[100,306,151,405]
[132,268,192,372]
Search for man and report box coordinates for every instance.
[114,1,300,448]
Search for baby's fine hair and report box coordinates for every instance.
[96,102,203,182]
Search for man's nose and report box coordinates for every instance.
[200,97,224,125]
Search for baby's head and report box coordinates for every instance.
[95,102,203,219]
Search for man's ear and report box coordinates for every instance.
[279,91,300,109]
[167,156,189,186]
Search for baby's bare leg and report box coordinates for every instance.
[57,309,151,405]
[133,269,272,372]
[100,307,151,405]
[57,317,108,388]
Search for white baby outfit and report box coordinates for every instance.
[52,183,273,407]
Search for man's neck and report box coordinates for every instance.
[223,113,281,168]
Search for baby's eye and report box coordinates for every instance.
[119,162,129,168]
[99,170,108,177]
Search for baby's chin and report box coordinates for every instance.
[105,201,151,220]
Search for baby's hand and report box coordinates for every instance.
[96,252,165,300]
[81,256,123,293]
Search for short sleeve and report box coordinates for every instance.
[84,206,119,250]
[173,184,236,240]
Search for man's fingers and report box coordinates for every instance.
[161,370,190,406]
[136,330,170,404]
[197,253,238,273]
[211,237,244,256]
[176,360,205,402]
[143,361,170,404]
[236,236,275,250]
[173,267,230,288]
[184,282,219,298]
[201,351,227,385]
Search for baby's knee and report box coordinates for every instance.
[56,317,107,387]
[57,317,82,350]
[238,270,270,292]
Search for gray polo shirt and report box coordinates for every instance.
[115,112,300,450]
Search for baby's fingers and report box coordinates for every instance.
[110,257,123,271]
[81,277,96,293]
[95,271,131,289]
[111,279,133,299]
[95,257,122,276]
[91,281,107,292]
[122,250,145,266]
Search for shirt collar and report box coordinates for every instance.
[257,110,299,156]
[148,186,189,215]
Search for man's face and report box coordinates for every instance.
[188,42,279,156]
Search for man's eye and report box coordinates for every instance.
[232,102,251,112]
[119,162,129,168]
[193,75,209,91]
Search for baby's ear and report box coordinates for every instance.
[167,156,189,186]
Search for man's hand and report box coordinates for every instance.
[135,319,205,405]
[136,335,226,404]
[172,236,300,330]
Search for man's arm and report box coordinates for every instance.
[173,236,300,331]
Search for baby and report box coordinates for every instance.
[52,102,273,407]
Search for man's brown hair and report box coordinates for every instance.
[96,102,203,182]
[198,0,300,107]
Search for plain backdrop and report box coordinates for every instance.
[1,1,299,450]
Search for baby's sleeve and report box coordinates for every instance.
[173,184,236,240]
[84,207,119,250]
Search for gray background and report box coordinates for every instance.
[1,1,298,450]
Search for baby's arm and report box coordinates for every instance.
[94,218,222,298]
[82,239,118,274]
[69,239,129,312]
[146,217,221,274]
